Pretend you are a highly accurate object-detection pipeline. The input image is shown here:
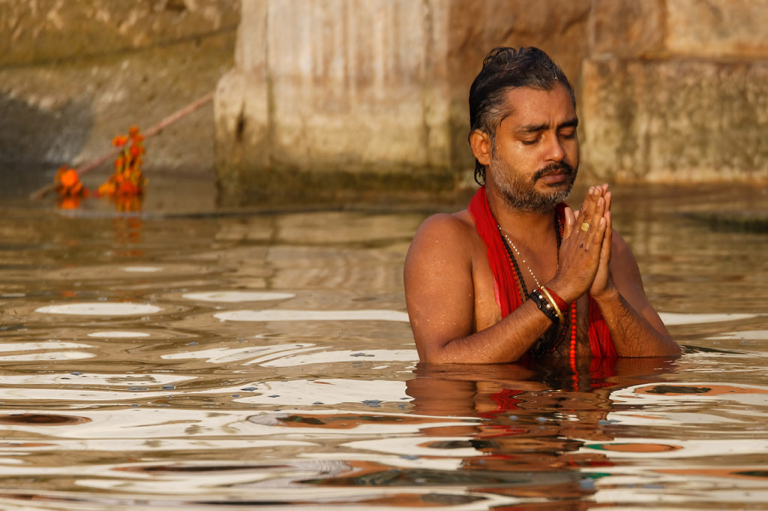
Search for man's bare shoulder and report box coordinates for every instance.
[416,210,475,235]
[407,210,479,256]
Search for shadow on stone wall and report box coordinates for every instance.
[0,93,93,196]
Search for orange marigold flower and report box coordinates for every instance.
[98,182,116,196]
[102,127,148,202]
[60,169,79,188]
[119,182,138,195]
[54,167,88,199]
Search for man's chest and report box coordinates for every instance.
[470,252,593,356]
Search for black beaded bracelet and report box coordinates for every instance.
[530,289,560,325]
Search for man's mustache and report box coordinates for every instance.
[532,162,575,182]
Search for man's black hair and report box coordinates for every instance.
[469,47,576,186]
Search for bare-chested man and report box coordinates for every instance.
[404,47,680,364]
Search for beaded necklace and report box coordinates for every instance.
[501,233,542,289]
[497,214,578,359]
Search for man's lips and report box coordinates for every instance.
[539,172,569,185]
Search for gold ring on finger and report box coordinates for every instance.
[581,222,590,232]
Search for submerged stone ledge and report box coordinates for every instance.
[681,210,768,233]
[217,166,459,207]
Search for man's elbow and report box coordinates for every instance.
[416,342,452,364]
[623,336,681,358]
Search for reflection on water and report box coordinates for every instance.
[0,185,767,509]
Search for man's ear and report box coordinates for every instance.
[469,130,492,167]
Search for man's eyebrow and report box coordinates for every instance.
[515,122,549,134]
[515,117,579,134]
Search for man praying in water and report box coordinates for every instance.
[404,47,681,364]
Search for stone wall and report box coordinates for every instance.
[0,0,240,192]
[582,0,768,182]
[3,1,766,202]
[215,0,454,205]
[216,0,598,204]
[217,0,768,205]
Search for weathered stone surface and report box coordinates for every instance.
[215,68,270,206]
[0,0,239,66]
[266,0,447,172]
[591,0,666,58]
[216,0,455,205]
[215,0,270,205]
[216,0,595,204]
[447,0,591,96]
[666,0,768,58]
[582,58,768,182]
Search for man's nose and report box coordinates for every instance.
[544,134,566,162]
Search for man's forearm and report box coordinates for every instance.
[593,290,681,357]
[422,300,553,364]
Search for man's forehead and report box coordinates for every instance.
[500,84,576,124]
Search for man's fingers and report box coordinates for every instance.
[585,216,607,259]
[595,196,606,221]
[579,187,599,230]
[579,186,596,214]
[603,211,613,261]
[563,206,575,239]
[585,196,606,244]
[593,213,607,245]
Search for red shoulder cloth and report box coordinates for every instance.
[468,186,616,358]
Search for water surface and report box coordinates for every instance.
[0,184,767,510]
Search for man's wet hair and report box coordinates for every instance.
[469,47,575,186]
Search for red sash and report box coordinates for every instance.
[468,187,616,358]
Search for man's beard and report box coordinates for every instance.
[489,155,578,214]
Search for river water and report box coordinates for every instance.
[1,183,768,510]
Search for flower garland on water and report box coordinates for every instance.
[54,126,147,211]
[54,166,88,209]
[98,126,147,198]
